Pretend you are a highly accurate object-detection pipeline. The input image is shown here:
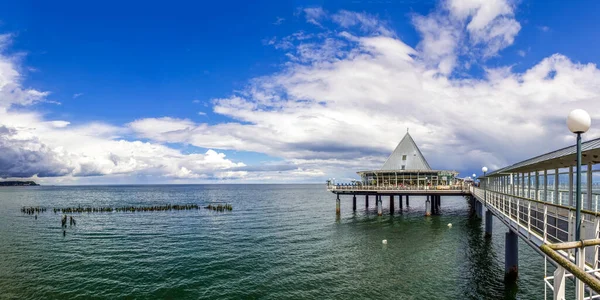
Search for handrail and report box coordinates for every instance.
[472,187,600,217]
[327,184,470,192]
[541,240,600,294]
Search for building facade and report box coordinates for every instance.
[356,133,460,189]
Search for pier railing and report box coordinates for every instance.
[471,186,600,298]
[327,184,470,193]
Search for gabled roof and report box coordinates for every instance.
[381,132,432,171]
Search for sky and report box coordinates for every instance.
[0,0,599,184]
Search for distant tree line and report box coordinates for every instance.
[0,181,39,186]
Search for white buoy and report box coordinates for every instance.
[447,223,452,228]
[382,239,388,244]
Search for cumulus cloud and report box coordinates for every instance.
[3,1,599,183]
[130,8,599,179]
[0,36,254,182]
[413,0,521,74]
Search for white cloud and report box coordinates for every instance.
[130,14,600,180]
[3,2,600,184]
[0,36,253,183]
[198,111,207,116]
[413,0,521,74]
[73,93,83,99]
[332,10,394,37]
[303,7,327,27]
[517,50,526,57]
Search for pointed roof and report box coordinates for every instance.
[381,132,431,171]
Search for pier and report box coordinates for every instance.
[328,124,600,299]
[328,132,470,216]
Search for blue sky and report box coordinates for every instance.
[0,0,599,184]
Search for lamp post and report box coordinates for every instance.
[482,167,488,205]
[567,109,591,298]
[567,109,591,242]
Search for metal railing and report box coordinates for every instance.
[541,239,600,299]
[471,186,600,299]
[327,184,470,192]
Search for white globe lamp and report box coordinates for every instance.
[567,109,591,133]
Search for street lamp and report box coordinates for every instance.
[482,167,488,205]
[567,109,591,244]
[567,109,591,297]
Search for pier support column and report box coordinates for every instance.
[352,195,356,211]
[399,195,403,211]
[425,196,431,216]
[336,194,341,215]
[505,230,519,282]
[485,209,493,237]
[377,195,382,216]
[406,195,409,207]
[365,195,369,208]
[389,195,394,214]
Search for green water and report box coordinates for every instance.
[0,185,556,299]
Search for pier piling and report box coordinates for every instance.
[336,194,341,215]
[389,195,394,214]
[365,195,369,208]
[377,195,382,216]
[406,195,409,207]
[352,195,356,211]
[485,209,493,237]
[399,195,403,211]
[505,230,519,282]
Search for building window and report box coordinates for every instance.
[402,155,407,161]
[401,165,405,170]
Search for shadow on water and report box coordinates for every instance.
[460,200,518,300]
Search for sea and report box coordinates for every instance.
[0,184,565,299]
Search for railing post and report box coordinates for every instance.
[508,195,512,226]
[528,202,532,238]
[576,246,585,300]
[553,266,566,300]
[516,198,520,228]
[543,205,548,243]
[595,217,600,270]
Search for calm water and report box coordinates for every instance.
[0,184,557,299]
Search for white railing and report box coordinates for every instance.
[327,184,470,192]
[471,186,600,299]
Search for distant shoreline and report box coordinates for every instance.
[0,181,39,186]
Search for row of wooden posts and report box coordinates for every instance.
[21,204,232,214]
